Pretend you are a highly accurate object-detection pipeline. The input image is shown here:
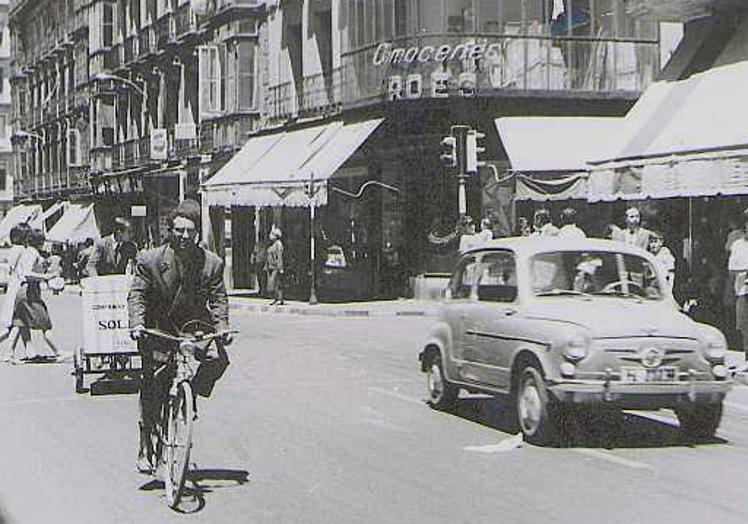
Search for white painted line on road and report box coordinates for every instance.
[574,448,654,471]
[464,434,524,453]
[368,386,424,406]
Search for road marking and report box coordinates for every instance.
[464,434,524,453]
[574,448,654,471]
[368,386,424,406]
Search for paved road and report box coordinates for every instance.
[1,292,748,523]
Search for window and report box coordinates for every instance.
[449,254,480,299]
[237,41,255,110]
[0,165,6,191]
[103,2,114,48]
[477,252,518,303]
[199,45,221,114]
[0,115,6,139]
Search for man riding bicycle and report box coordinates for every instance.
[128,198,231,474]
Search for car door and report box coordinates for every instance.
[442,254,481,371]
[461,250,520,390]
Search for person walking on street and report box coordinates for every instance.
[87,218,137,276]
[0,225,30,363]
[251,236,268,297]
[128,198,231,474]
[729,211,748,357]
[266,227,285,305]
[12,229,65,362]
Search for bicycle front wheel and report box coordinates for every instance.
[163,381,194,508]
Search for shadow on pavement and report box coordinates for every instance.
[447,395,728,449]
[138,468,250,514]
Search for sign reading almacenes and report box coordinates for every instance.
[372,41,501,65]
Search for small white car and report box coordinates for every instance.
[419,237,732,445]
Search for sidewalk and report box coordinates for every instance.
[228,293,440,318]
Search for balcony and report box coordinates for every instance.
[175,3,199,40]
[156,14,175,50]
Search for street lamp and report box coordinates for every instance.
[305,172,320,305]
[91,72,147,99]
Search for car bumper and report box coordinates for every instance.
[548,379,731,408]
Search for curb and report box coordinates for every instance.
[228,299,438,318]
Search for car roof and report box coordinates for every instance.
[464,236,652,258]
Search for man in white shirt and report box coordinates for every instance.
[557,207,586,238]
[728,211,748,356]
[612,207,651,249]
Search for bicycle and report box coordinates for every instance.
[140,323,236,508]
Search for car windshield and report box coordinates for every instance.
[530,250,663,300]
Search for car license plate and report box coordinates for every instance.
[620,366,678,383]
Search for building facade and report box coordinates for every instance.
[0,0,12,217]
[204,0,661,299]
[8,0,265,243]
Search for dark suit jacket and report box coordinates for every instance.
[128,243,229,336]
[88,235,137,276]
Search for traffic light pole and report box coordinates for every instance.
[307,172,319,305]
[451,125,470,218]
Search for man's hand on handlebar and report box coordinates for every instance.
[130,324,146,341]
[222,332,234,346]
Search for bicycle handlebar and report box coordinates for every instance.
[140,327,238,344]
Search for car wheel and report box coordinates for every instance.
[425,352,458,411]
[675,402,723,440]
[516,366,559,446]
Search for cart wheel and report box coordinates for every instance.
[74,349,86,394]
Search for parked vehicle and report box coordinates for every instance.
[419,237,732,445]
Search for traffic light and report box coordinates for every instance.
[465,129,486,173]
[439,135,457,168]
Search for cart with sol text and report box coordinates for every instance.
[73,275,142,393]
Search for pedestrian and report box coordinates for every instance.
[531,208,559,237]
[557,207,586,238]
[12,229,65,362]
[251,235,268,297]
[478,217,494,242]
[458,216,480,253]
[647,230,675,291]
[87,218,137,276]
[266,226,285,305]
[46,245,65,295]
[0,225,30,363]
[729,209,748,356]
[128,198,231,474]
[612,206,651,248]
[75,238,95,280]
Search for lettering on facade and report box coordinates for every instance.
[372,41,502,66]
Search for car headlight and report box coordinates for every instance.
[702,332,727,361]
[561,332,589,361]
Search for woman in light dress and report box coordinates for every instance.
[0,225,30,362]
[12,229,65,362]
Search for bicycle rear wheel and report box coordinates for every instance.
[163,381,194,508]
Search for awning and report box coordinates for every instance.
[0,204,44,244]
[46,204,100,244]
[587,61,748,201]
[516,173,589,201]
[495,116,622,172]
[203,118,384,208]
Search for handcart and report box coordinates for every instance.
[73,275,142,393]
